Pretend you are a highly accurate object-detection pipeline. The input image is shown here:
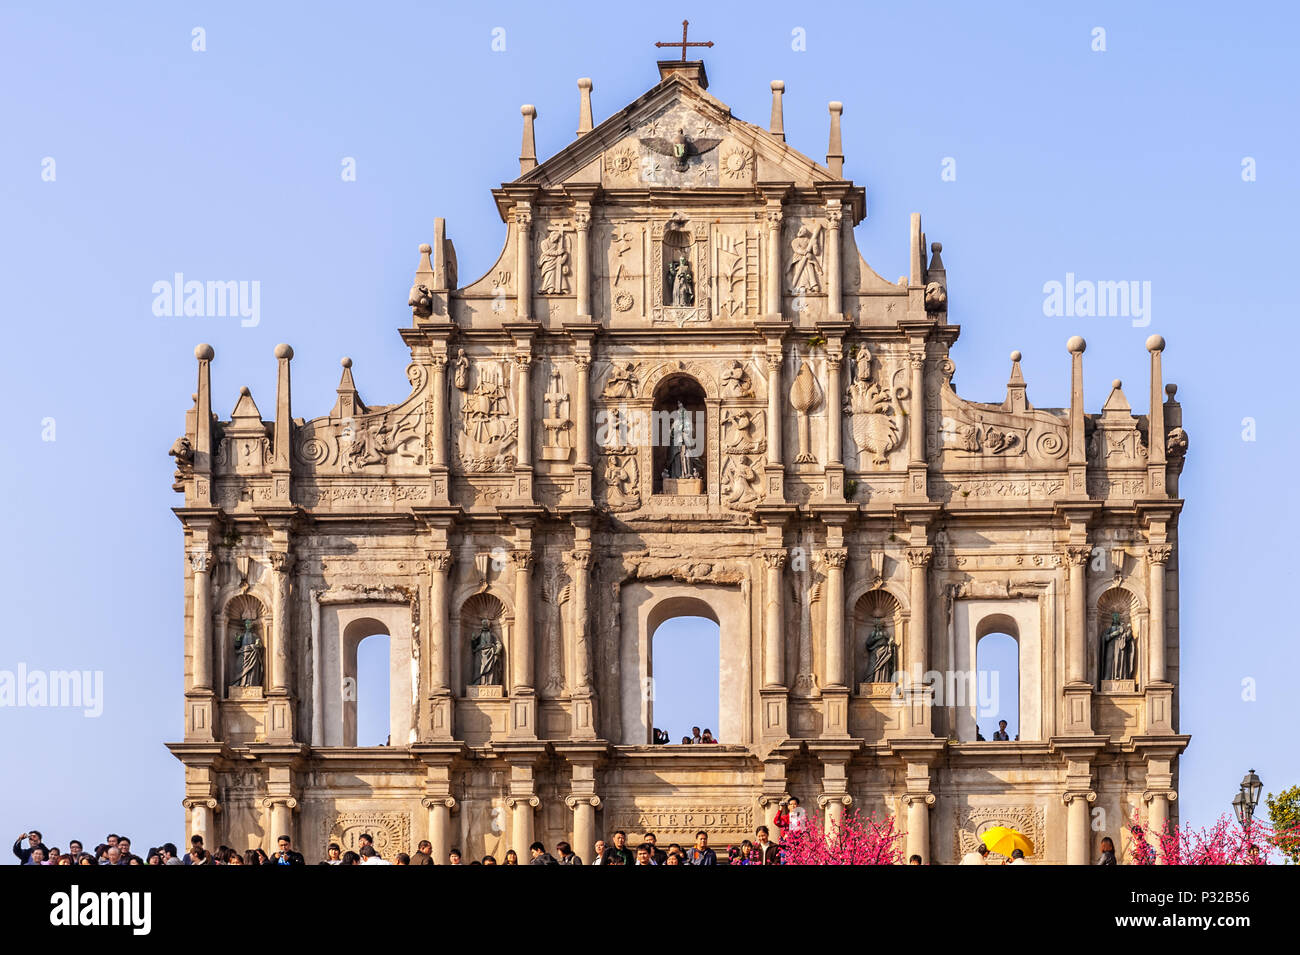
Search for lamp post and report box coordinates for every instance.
[1233,769,1262,828]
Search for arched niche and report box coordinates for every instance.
[460,592,507,694]
[647,598,721,744]
[1096,586,1143,689]
[974,616,1020,742]
[852,588,904,688]
[224,593,267,695]
[652,374,707,495]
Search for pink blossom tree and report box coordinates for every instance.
[1125,810,1299,865]
[777,809,903,865]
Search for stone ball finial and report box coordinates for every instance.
[829,100,844,114]
[771,80,785,91]
[419,243,432,254]
[195,343,214,361]
[932,241,943,254]
[1067,335,1086,354]
[274,343,293,360]
[1166,383,1178,398]
[578,77,592,90]
[1112,378,1122,390]
[1010,350,1022,362]
[341,357,353,368]
[1146,334,1166,353]
[521,104,537,117]
[239,385,251,396]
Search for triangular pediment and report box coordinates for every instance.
[511,71,854,199]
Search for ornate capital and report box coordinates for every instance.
[817,793,853,810]
[573,209,591,230]
[1146,544,1172,565]
[428,550,453,574]
[757,793,791,809]
[574,352,592,371]
[429,354,447,369]
[268,550,294,574]
[1062,545,1092,566]
[822,548,848,569]
[514,353,533,369]
[764,208,783,228]
[905,547,933,569]
[1142,789,1178,805]
[563,794,602,811]
[182,796,220,812]
[761,550,787,571]
[259,796,299,812]
[505,795,541,810]
[187,549,213,574]
[571,550,593,570]
[765,352,784,371]
[901,792,937,808]
[511,549,536,572]
[826,351,843,370]
[907,350,925,370]
[420,796,458,812]
[1062,790,1097,806]
[513,208,533,228]
[826,202,843,228]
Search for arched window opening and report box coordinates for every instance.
[342,618,392,747]
[975,629,1019,742]
[649,614,719,745]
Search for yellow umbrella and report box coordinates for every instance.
[980,826,1034,858]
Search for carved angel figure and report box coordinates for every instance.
[641,127,722,172]
[722,455,762,507]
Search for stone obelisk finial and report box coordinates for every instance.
[577,78,593,137]
[519,104,538,174]
[770,81,785,141]
[826,101,844,177]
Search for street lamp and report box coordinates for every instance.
[1233,769,1261,827]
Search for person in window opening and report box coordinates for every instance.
[976,725,986,741]
[701,729,717,743]
[681,736,692,745]
[691,726,702,744]
[504,849,519,865]
[993,720,1010,741]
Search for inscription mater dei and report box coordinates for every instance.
[611,805,754,835]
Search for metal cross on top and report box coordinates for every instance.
[656,19,713,62]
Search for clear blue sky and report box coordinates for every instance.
[2,1,1296,855]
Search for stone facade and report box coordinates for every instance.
[167,59,1190,864]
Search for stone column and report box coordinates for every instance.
[908,348,925,471]
[825,201,842,317]
[825,348,843,469]
[1064,545,1091,685]
[574,353,591,470]
[263,797,297,844]
[1145,791,1172,862]
[766,351,784,467]
[765,206,783,315]
[188,549,213,692]
[1146,335,1166,495]
[422,796,456,864]
[566,794,600,861]
[574,205,591,318]
[515,207,532,321]
[512,549,535,692]
[820,793,852,832]
[183,797,217,850]
[515,354,533,469]
[1147,545,1171,683]
[905,547,932,683]
[571,551,592,691]
[823,549,848,687]
[762,550,786,688]
[427,550,453,738]
[1064,791,1095,866]
[429,354,447,470]
[509,795,538,854]
[903,793,934,864]
[268,551,293,694]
